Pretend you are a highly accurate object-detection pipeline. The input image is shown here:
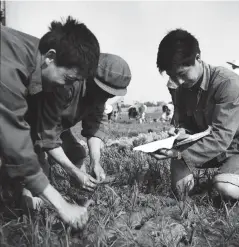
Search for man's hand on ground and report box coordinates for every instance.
[93,164,106,182]
[72,168,98,191]
[57,202,89,229]
[39,184,90,229]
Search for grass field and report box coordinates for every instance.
[1,112,239,247]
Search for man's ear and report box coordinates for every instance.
[196,53,202,63]
[43,49,56,65]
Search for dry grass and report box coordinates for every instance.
[1,115,239,247]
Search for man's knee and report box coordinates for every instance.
[213,173,239,200]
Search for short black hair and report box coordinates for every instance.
[39,16,100,78]
[156,29,200,73]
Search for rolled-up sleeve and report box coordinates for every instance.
[34,87,72,151]
[81,101,108,141]
[180,79,239,168]
[0,81,49,195]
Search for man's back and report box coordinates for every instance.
[1,26,39,91]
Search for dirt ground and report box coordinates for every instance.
[1,114,239,247]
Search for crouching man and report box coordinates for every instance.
[155,29,239,200]
[161,103,174,122]
[26,53,131,200]
[0,16,100,229]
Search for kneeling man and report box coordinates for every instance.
[156,29,239,200]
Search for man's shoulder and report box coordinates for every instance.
[208,64,239,98]
[2,26,39,45]
[210,64,239,83]
[1,26,39,66]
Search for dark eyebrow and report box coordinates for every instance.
[65,75,79,81]
[177,71,185,76]
[177,67,189,75]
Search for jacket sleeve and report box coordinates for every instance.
[81,100,108,141]
[0,81,49,196]
[34,86,73,151]
[180,79,239,168]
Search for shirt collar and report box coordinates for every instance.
[28,51,43,95]
[167,78,178,89]
[199,61,211,91]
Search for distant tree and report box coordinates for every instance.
[121,103,131,108]
[143,101,157,107]
[156,101,166,107]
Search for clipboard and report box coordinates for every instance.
[133,126,212,154]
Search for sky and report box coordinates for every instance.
[5,1,239,104]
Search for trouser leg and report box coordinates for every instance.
[60,129,87,170]
[213,154,239,200]
[170,159,194,200]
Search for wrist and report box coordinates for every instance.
[40,184,67,211]
[60,161,78,176]
[90,159,100,167]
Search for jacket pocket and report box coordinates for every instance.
[193,108,211,131]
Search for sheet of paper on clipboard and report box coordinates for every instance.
[133,126,212,153]
[133,135,179,153]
